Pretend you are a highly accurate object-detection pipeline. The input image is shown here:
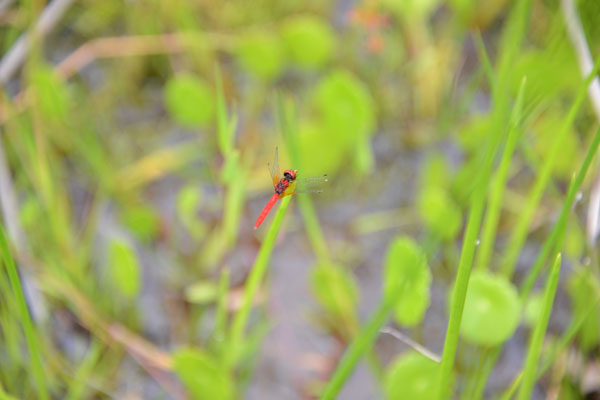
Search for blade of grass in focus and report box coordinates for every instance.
[472,122,600,397]
[520,123,600,298]
[437,0,532,396]
[226,195,293,368]
[517,253,561,400]
[500,56,600,277]
[500,293,600,400]
[476,77,527,271]
[0,224,48,399]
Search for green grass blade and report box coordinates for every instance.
[517,253,561,400]
[521,124,600,298]
[227,195,293,368]
[0,224,48,399]
[501,293,600,400]
[319,299,395,400]
[501,58,600,277]
[470,123,600,398]
[436,171,489,399]
[476,77,527,271]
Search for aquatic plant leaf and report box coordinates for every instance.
[164,74,214,128]
[173,348,234,400]
[108,240,141,298]
[459,272,520,346]
[282,15,335,69]
[384,237,431,326]
[384,352,440,400]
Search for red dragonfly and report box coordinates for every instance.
[254,147,328,230]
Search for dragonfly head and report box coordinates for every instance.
[283,169,297,181]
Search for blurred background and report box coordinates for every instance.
[2,0,600,399]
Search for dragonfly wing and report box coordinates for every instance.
[268,147,280,187]
[282,174,328,196]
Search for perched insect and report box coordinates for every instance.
[254,147,328,230]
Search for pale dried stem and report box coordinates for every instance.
[561,0,600,246]
[0,0,76,84]
[381,327,441,363]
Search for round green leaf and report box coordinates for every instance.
[418,186,462,240]
[305,70,375,175]
[173,348,234,400]
[310,262,360,333]
[384,237,431,326]
[460,272,520,346]
[164,74,214,128]
[384,352,440,400]
[108,240,141,298]
[281,15,335,69]
[311,69,375,138]
[235,32,284,80]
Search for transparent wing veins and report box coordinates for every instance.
[267,146,280,188]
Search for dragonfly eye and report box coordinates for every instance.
[283,169,296,181]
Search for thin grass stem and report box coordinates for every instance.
[517,253,562,400]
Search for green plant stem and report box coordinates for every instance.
[500,294,600,400]
[476,77,527,271]
[521,125,600,298]
[473,65,600,398]
[472,123,600,397]
[438,67,513,397]
[227,195,292,368]
[437,174,489,399]
[437,1,531,395]
[319,299,395,400]
[501,58,600,277]
[0,225,48,399]
[517,253,561,400]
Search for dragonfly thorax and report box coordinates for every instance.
[275,179,290,195]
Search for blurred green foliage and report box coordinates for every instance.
[165,74,215,127]
[173,348,235,400]
[281,15,336,70]
[384,352,441,400]
[384,237,431,327]
[310,262,360,338]
[459,272,520,346]
[1,0,600,398]
[108,240,141,299]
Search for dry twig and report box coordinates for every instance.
[561,0,600,246]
